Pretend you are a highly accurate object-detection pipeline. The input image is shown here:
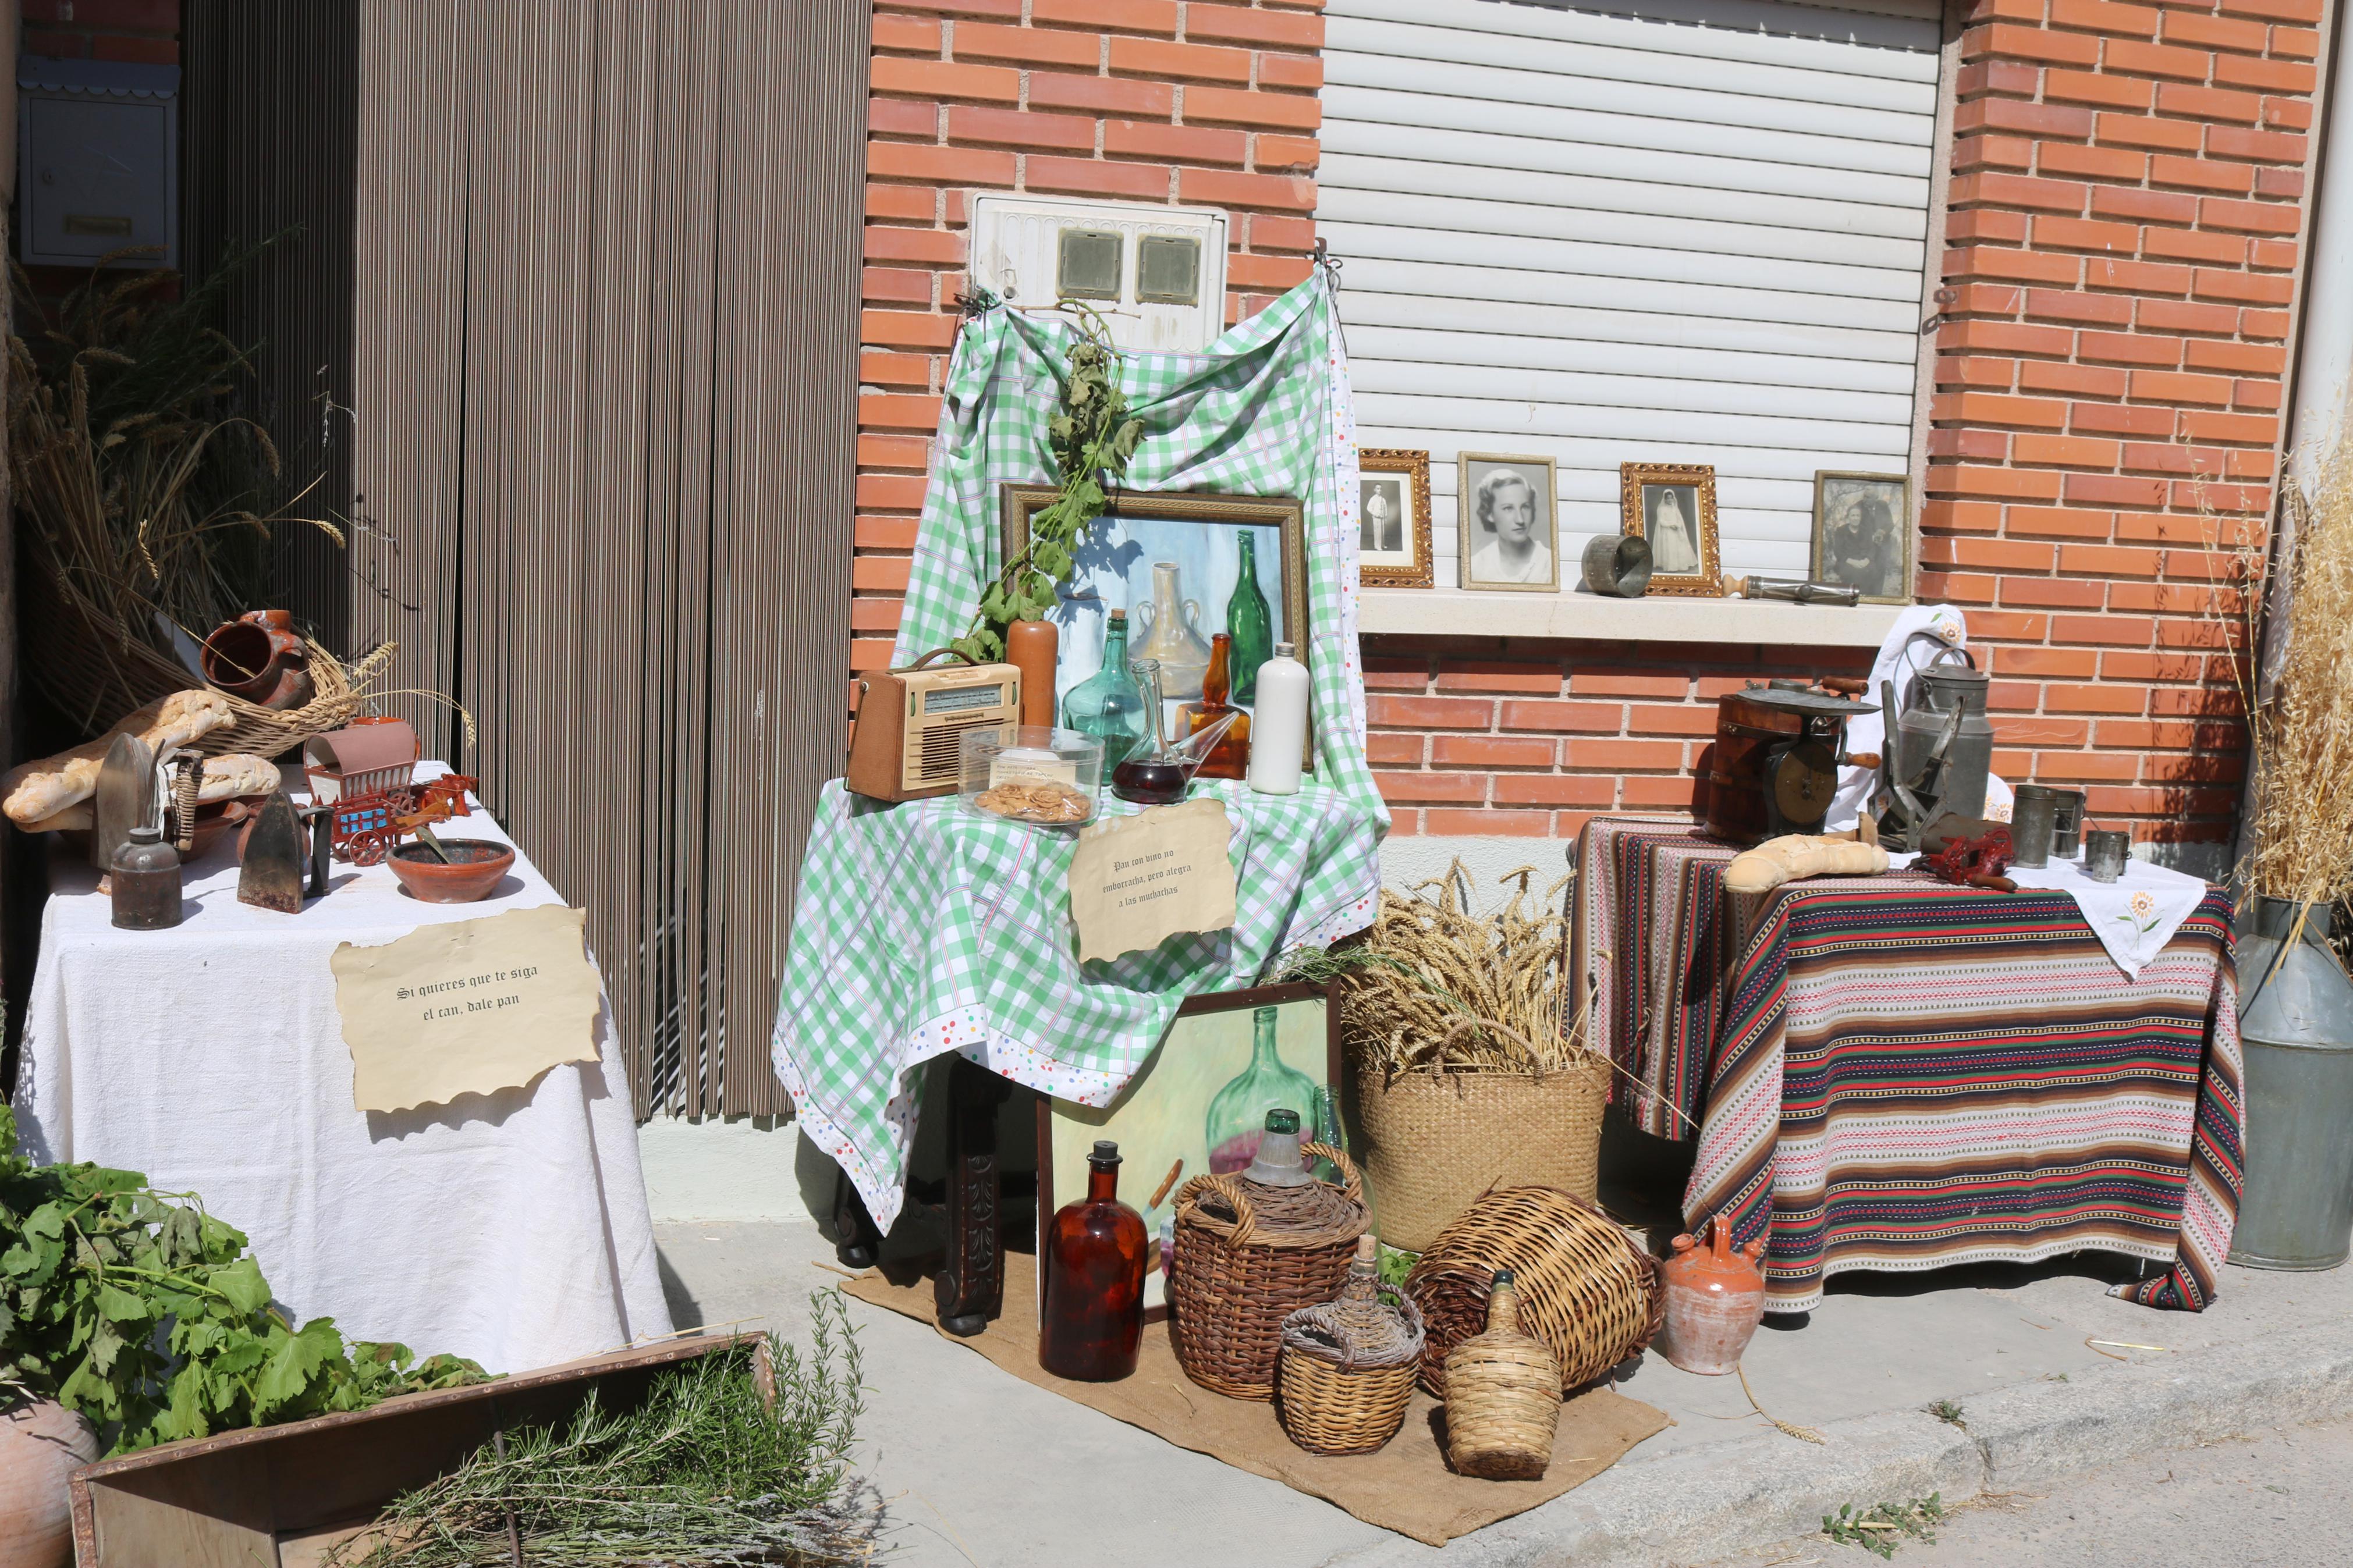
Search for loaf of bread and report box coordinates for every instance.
[193,753,280,802]
[2,690,235,827]
[1723,834,1888,897]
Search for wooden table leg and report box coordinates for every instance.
[935,1054,1010,1337]
[832,1168,882,1270]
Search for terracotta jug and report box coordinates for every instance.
[0,1398,99,1568]
[200,609,313,709]
[1656,1214,1767,1375]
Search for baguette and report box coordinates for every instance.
[193,753,281,803]
[2,691,235,826]
[1723,834,1889,897]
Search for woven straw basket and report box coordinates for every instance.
[1275,1239,1426,1456]
[1407,1186,1663,1399]
[1354,1056,1609,1254]
[1170,1143,1368,1400]
[22,557,396,758]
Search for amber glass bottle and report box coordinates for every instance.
[1039,1140,1148,1381]
[1183,631,1252,780]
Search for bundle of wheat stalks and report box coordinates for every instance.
[1287,863,1594,1078]
[2240,405,2353,919]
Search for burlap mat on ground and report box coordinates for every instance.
[842,1253,1668,1546]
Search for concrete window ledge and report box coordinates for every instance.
[1360,588,1904,649]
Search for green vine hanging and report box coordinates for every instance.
[950,306,1142,664]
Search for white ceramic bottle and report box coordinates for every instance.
[1246,641,1309,795]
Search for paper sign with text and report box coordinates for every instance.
[1067,799,1237,963]
[331,904,603,1112]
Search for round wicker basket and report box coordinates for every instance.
[1275,1238,1425,1456]
[1353,1055,1608,1253]
[1407,1186,1663,1399]
[1170,1142,1368,1401]
[1442,1270,1560,1480]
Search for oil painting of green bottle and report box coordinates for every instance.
[1225,532,1273,705]
[1204,1004,1319,1174]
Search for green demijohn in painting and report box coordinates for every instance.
[1226,532,1273,704]
[1205,1004,1320,1174]
[1060,609,1151,767]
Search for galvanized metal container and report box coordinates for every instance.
[1893,657,1993,821]
[2229,896,2353,1271]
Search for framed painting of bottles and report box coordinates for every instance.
[1035,981,1340,1321]
[1000,485,1314,774]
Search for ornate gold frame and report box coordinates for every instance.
[1619,463,1720,597]
[1356,448,1433,589]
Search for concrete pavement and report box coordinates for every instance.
[654,1214,2353,1567]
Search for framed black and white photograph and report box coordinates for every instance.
[1456,453,1560,592]
[1812,472,1913,605]
[1619,463,1719,597]
[1357,448,1432,589]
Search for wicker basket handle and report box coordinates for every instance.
[1174,1140,1364,1249]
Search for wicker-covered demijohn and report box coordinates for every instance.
[1442,1268,1560,1480]
[1406,1185,1663,1399]
[1275,1235,1426,1456]
[1170,1140,1368,1400]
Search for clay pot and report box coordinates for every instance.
[200,609,314,710]
[1656,1214,1767,1375]
[0,1398,98,1568]
[386,838,515,903]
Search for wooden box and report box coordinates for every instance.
[69,1334,750,1567]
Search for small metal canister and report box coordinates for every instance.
[2048,788,2086,858]
[2083,829,2131,884]
[109,825,184,930]
[2010,785,2059,869]
[1581,534,1653,598]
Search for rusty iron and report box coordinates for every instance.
[237,793,309,913]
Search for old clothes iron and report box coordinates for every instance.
[237,792,311,913]
[1705,680,1875,842]
[91,733,155,873]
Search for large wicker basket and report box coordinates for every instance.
[1406,1186,1663,1399]
[21,554,396,758]
[1354,1056,1609,1254]
[1170,1142,1368,1401]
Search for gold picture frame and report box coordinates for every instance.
[1000,483,1315,771]
[1356,449,1432,589]
[1619,464,1720,596]
[1457,452,1561,592]
[1811,471,1914,606]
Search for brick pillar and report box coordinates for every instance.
[1928,0,2323,858]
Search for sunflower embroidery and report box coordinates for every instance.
[2116,888,2161,936]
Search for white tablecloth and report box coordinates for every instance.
[10,766,673,1374]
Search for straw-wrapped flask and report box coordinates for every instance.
[1442,1269,1560,1480]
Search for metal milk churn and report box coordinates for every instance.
[2229,897,2353,1271]
[1893,649,1993,821]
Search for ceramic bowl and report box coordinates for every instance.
[385,838,515,904]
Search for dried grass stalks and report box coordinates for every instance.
[1297,863,1593,1078]
[2234,402,2353,912]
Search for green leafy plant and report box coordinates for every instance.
[950,304,1142,664]
[1822,1495,1946,1559]
[1929,1398,1965,1425]
[338,1297,874,1567]
[0,1104,484,1454]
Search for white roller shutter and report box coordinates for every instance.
[1322,0,1945,589]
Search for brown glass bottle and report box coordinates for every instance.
[1182,632,1252,780]
[1039,1140,1148,1381]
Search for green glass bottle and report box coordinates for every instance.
[1061,610,1150,767]
[1204,1005,1321,1175]
[1225,532,1274,705]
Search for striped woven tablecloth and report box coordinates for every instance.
[1574,815,1756,1140]
[1683,876,2243,1314]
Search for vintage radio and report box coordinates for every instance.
[846,649,1022,802]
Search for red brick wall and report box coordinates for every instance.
[1364,0,2323,859]
[854,0,1325,678]
[21,0,179,64]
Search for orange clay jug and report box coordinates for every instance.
[1656,1214,1767,1375]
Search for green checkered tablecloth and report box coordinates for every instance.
[773,276,1386,1227]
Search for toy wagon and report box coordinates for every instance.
[304,719,420,804]
[328,775,481,865]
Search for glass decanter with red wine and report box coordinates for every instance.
[1109,656,1241,805]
